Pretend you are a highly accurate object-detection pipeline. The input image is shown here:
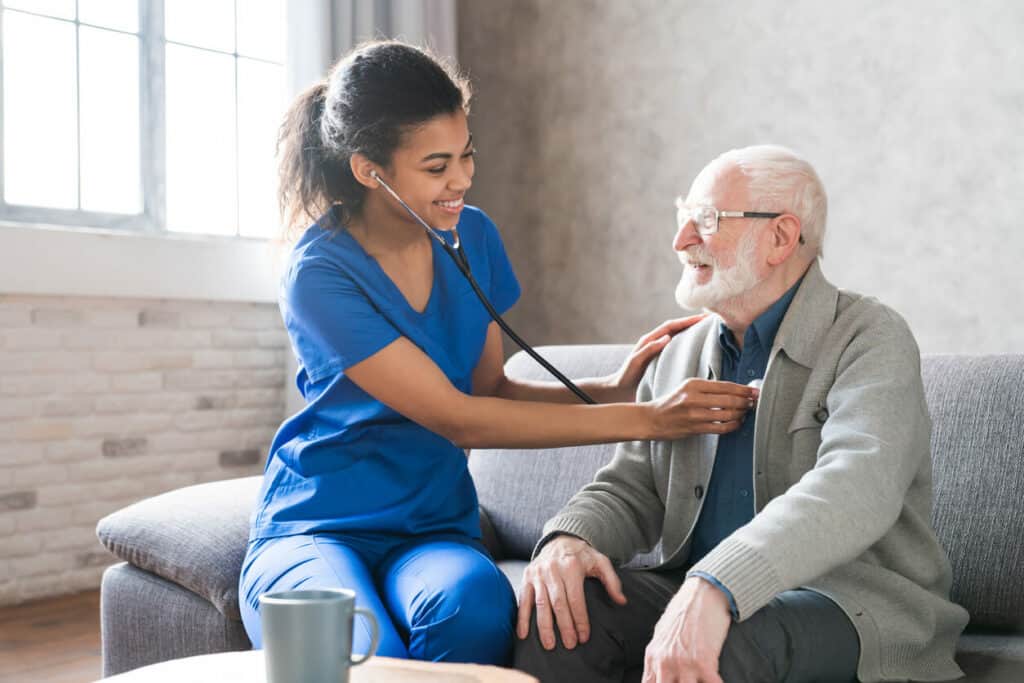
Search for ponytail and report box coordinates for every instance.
[277,80,365,240]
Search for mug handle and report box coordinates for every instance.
[350,607,379,666]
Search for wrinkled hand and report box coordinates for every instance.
[642,577,732,683]
[648,378,758,441]
[608,315,708,402]
[517,535,626,650]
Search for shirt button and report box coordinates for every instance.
[739,489,750,497]
[694,485,704,500]
[746,369,756,377]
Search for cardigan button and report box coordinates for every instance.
[694,485,704,500]
[814,408,829,423]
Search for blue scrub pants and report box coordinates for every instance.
[239,531,517,665]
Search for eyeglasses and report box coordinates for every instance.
[675,199,783,237]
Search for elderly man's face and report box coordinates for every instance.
[673,163,765,311]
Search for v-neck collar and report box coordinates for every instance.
[339,226,440,317]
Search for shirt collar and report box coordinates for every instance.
[718,276,804,358]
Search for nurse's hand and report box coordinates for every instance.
[648,378,757,440]
[607,315,707,402]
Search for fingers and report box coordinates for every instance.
[660,314,707,334]
[533,579,558,650]
[519,561,563,649]
[520,545,623,652]
[639,315,706,345]
[627,335,672,372]
[684,413,745,433]
[643,658,708,683]
[706,419,743,434]
[516,581,535,639]
[636,335,672,359]
[688,378,760,398]
[681,393,754,411]
[543,572,580,649]
[593,554,627,605]
[563,575,590,645]
[672,381,758,412]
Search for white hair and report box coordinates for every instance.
[711,145,828,255]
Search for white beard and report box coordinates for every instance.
[675,228,761,311]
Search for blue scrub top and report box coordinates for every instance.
[250,205,521,541]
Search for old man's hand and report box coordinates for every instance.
[517,535,627,650]
[642,576,732,683]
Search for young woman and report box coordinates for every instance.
[239,40,757,666]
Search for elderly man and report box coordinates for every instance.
[513,146,968,683]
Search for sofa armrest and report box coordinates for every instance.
[96,476,262,619]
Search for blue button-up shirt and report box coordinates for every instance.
[688,279,802,613]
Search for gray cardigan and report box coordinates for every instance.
[539,261,969,682]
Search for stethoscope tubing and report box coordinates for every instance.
[371,173,597,405]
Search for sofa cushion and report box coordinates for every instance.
[470,345,634,561]
[96,476,263,620]
[955,631,1024,682]
[496,559,529,599]
[923,355,1024,631]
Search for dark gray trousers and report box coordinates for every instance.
[513,569,860,683]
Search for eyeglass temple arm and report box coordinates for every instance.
[719,211,805,244]
[719,211,780,218]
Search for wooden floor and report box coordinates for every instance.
[0,590,101,683]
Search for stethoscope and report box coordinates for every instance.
[370,170,596,404]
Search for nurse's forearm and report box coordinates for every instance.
[449,394,654,449]
[492,375,630,405]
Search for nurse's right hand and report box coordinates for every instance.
[647,378,757,440]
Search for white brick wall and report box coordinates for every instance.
[0,295,288,606]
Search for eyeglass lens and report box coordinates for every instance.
[695,206,717,234]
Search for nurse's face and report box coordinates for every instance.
[382,110,475,231]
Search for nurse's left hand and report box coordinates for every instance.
[607,315,707,402]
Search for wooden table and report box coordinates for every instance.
[99,650,539,682]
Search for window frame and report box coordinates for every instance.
[0,0,454,306]
[0,0,284,304]
[0,0,284,240]
[0,0,166,234]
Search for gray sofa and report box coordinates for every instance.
[97,346,1024,680]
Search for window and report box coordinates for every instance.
[0,0,286,239]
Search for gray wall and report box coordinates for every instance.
[458,0,1023,354]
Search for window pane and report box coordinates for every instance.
[2,0,74,20]
[78,0,138,33]
[2,11,77,209]
[165,44,236,235]
[165,0,234,53]
[237,0,285,62]
[79,26,141,214]
[237,59,284,239]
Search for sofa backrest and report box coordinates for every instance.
[469,345,633,561]
[921,354,1024,631]
[469,347,1024,631]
